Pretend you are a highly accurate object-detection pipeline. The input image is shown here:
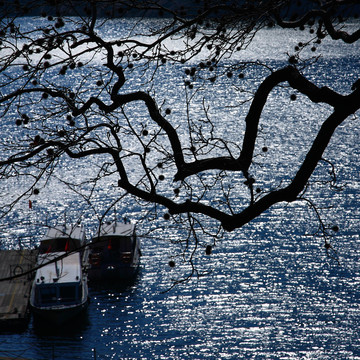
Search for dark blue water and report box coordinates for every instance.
[1,18,360,359]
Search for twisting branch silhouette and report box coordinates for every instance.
[0,0,359,282]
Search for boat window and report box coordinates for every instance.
[91,246,103,253]
[121,237,132,252]
[109,237,132,252]
[38,239,52,254]
[38,286,57,304]
[39,238,81,253]
[95,236,132,252]
[59,284,78,302]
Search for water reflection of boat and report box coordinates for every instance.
[30,224,89,325]
[88,219,141,282]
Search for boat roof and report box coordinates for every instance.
[35,252,82,285]
[94,221,135,238]
[42,223,86,242]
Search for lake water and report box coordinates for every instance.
[1,17,360,359]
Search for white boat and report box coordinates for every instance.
[88,219,141,281]
[30,224,89,325]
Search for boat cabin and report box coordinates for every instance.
[38,223,86,254]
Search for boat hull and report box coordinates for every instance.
[31,298,89,326]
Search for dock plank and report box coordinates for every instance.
[0,250,37,330]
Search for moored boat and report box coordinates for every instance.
[88,219,141,282]
[30,223,89,325]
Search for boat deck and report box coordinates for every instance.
[0,249,37,330]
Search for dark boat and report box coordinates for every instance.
[88,219,140,281]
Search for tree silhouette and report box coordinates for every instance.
[1,0,359,276]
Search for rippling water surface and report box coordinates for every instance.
[1,18,360,360]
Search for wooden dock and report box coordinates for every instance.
[0,249,37,331]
